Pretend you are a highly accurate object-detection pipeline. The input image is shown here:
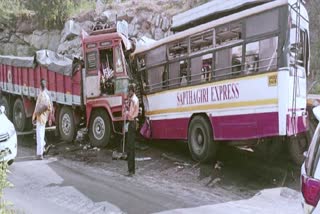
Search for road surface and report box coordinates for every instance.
[4,138,193,214]
[4,134,302,214]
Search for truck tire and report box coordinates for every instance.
[2,96,10,119]
[188,116,217,163]
[13,98,28,132]
[89,109,111,148]
[59,106,76,142]
[288,134,308,165]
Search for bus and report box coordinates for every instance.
[131,0,310,164]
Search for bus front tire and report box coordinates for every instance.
[89,109,111,148]
[188,116,216,163]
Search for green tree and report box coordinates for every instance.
[25,0,74,29]
[0,0,28,29]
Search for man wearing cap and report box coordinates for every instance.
[125,84,139,176]
[32,79,52,160]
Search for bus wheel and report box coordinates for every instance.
[59,106,76,142]
[89,109,111,148]
[13,98,28,132]
[188,116,216,163]
[288,134,308,165]
[2,96,10,119]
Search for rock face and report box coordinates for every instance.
[0,0,188,56]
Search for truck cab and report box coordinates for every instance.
[81,24,132,147]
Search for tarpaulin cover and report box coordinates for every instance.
[36,50,73,76]
[0,55,35,68]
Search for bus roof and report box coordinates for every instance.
[132,0,303,56]
[172,0,272,32]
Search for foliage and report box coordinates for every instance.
[0,161,14,214]
[69,0,96,18]
[24,0,74,29]
[0,0,31,29]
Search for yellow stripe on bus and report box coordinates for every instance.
[145,98,278,116]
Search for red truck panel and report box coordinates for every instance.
[0,63,82,106]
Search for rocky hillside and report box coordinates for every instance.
[0,0,209,57]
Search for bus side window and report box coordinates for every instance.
[232,46,242,76]
[191,54,212,84]
[168,62,180,88]
[245,37,278,74]
[202,54,213,82]
[245,42,259,74]
[215,48,231,80]
[180,60,188,86]
[162,66,169,89]
[148,66,164,92]
[141,70,149,92]
[137,56,148,91]
[216,21,242,47]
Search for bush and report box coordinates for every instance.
[0,162,14,213]
[69,0,96,18]
[0,0,30,29]
[25,0,74,29]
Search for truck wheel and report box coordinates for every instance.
[59,106,76,142]
[13,98,28,132]
[89,109,111,147]
[288,134,308,165]
[2,96,10,119]
[188,116,216,163]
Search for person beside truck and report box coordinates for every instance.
[32,79,52,160]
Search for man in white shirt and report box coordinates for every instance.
[125,84,139,176]
[32,79,52,160]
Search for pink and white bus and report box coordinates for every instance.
[132,0,310,164]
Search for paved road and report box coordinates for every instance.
[4,139,190,214]
[4,133,302,214]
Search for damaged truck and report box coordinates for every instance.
[0,22,135,148]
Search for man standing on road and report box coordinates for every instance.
[32,79,52,160]
[125,84,139,176]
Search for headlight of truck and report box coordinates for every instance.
[8,126,16,138]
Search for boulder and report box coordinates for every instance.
[47,30,61,51]
[60,20,81,42]
[30,30,49,49]
[57,37,81,57]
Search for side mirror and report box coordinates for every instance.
[304,151,308,158]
